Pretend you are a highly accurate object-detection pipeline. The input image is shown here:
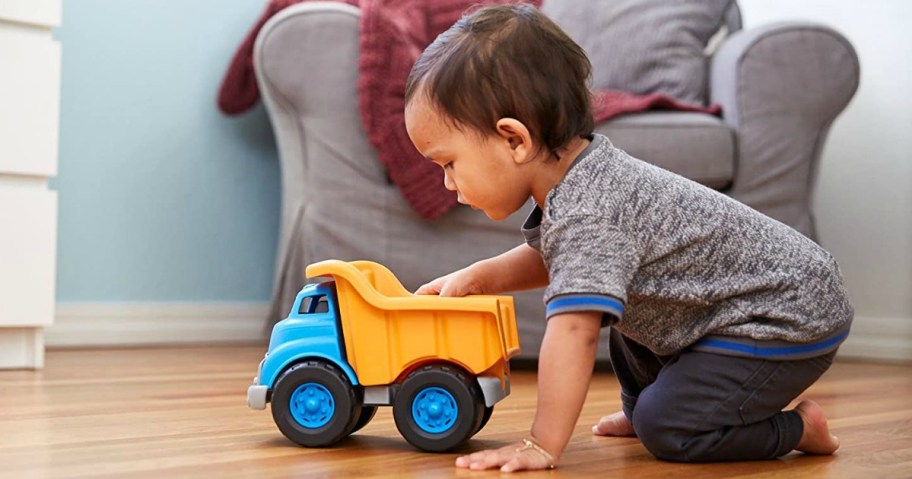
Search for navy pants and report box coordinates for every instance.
[608,329,836,462]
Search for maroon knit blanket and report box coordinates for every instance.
[218,0,721,220]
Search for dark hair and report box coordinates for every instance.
[405,4,594,159]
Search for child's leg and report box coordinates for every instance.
[629,350,836,462]
[608,328,672,418]
[595,329,673,436]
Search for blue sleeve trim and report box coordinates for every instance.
[546,294,624,320]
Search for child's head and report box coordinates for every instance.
[405,4,593,158]
[404,4,594,220]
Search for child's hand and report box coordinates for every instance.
[415,267,484,297]
[455,440,557,473]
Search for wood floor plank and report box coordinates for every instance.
[0,346,909,478]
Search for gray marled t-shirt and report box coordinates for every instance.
[522,134,853,360]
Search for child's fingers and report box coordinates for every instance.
[415,278,445,295]
[438,283,459,297]
[500,456,525,473]
[439,278,471,297]
[414,283,438,295]
[455,450,501,470]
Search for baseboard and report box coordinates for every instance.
[47,302,271,347]
[837,315,912,362]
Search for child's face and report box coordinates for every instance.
[405,96,533,221]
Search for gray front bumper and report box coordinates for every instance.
[247,383,269,410]
[247,356,269,410]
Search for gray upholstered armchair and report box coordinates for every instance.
[253,1,859,359]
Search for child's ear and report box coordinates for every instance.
[495,118,535,164]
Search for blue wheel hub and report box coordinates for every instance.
[289,382,335,428]
[412,386,458,433]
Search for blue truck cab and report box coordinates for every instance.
[247,281,359,411]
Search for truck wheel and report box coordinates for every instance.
[350,406,378,434]
[474,406,494,437]
[393,364,483,452]
[271,360,362,447]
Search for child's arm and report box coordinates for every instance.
[530,312,601,462]
[455,311,601,472]
[416,243,548,296]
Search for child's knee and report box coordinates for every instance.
[631,393,691,462]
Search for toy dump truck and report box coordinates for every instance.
[247,260,520,452]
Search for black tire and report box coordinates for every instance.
[474,405,494,436]
[349,406,378,435]
[393,364,484,452]
[270,360,362,447]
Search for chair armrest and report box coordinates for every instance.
[710,22,859,237]
[254,2,385,190]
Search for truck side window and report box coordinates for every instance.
[298,297,313,314]
[314,297,329,313]
[299,295,329,314]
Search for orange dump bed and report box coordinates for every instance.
[305,260,521,387]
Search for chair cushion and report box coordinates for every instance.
[596,112,735,189]
[542,0,735,105]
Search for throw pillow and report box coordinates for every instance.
[541,0,735,106]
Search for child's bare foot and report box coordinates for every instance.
[794,399,839,455]
[592,411,637,437]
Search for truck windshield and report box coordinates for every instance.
[299,295,329,314]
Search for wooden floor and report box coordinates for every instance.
[1,346,910,478]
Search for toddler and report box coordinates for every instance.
[404,4,853,473]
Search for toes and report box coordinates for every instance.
[593,412,635,436]
[592,418,613,436]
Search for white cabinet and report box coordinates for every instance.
[0,0,61,369]
[0,27,60,176]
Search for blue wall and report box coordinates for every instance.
[54,0,281,302]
